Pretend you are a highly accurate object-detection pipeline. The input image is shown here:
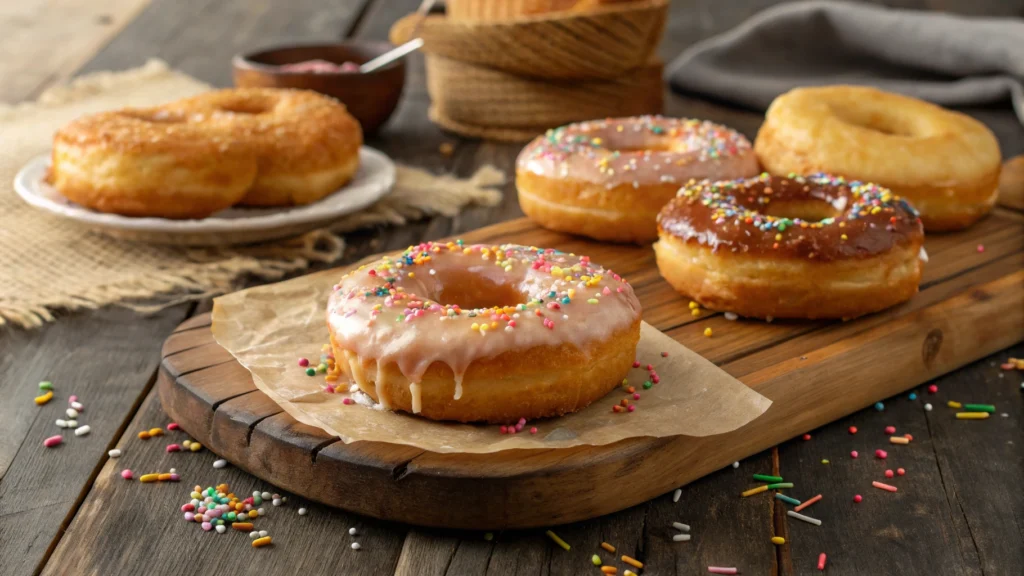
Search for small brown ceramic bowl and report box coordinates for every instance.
[233,42,405,134]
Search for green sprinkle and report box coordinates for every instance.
[38,381,53,391]
[587,298,599,304]
[483,532,493,541]
[775,493,801,506]
[592,555,602,566]
[821,459,830,464]
[767,482,794,489]
[305,368,316,377]
[752,474,783,483]
[963,403,995,413]
[642,381,653,390]
[316,363,328,374]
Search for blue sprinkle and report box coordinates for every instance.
[908,393,918,400]
[875,402,885,411]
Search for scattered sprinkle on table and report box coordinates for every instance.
[673,488,682,502]
[622,555,643,569]
[821,459,830,465]
[546,530,570,551]
[752,474,783,483]
[875,449,888,459]
[673,533,692,542]
[741,485,769,497]
[771,537,785,545]
[787,510,822,526]
[351,542,361,550]
[708,567,738,574]
[924,403,933,411]
[39,381,53,391]
[872,481,898,492]
[947,401,962,408]
[108,449,121,458]
[850,450,858,459]
[890,436,910,445]
[121,469,133,479]
[874,402,885,411]
[704,327,713,337]
[253,536,272,548]
[802,434,812,441]
[885,425,896,434]
[956,412,989,420]
[43,435,62,448]
[213,459,227,469]
[928,384,938,394]
[885,469,894,478]
[848,426,857,434]
[732,461,740,469]
[818,553,828,571]
[853,494,863,503]
[601,567,618,575]
[35,391,53,406]
[963,403,995,413]
[601,542,616,553]
[775,494,801,506]
[592,554,602,566]
[897,468,906,476]
[74,425,90,437]
[794,494,822,512]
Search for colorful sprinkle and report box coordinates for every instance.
[873,481,898,492]
[794,494,822,512]
[546,530,570,551]
[956,412,989,420]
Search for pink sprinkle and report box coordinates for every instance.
[166,444,181,453]
[632,361,640,368]
[848,426,858,434]
[627,405,636,412]
[885,426,896,434]
[850,451,859,458]
[977,244,985,252]
[184,512,195,521]
[853,494,863,503]
[167,422,180,431]
[182,503,195,512]
[803,433,812,441]
[652,376,660,384]
[43,435,62,448]
[897,467,906,476]
[875,449,888,459]
[201,522,213,531]
[168,474,180,482]
[708,568,738,575]
[646,364,653,371]
[342,398,354,405]
[904,434,914,441]
[121,469,133,480]
[633,393,641,400]
[530,427,538,434]
[885,469,894,478]
[661,351,668,357]
[499,426,508,434]
[873,481,898,492]
[324,385,335,393]
[508,426,517,435]
[69,395,78,403]
[298,357,310,367]
[927,384,938,394]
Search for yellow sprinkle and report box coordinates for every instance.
[148,428,164,437]
[139,474,160,483]
[568,289,576,298]
[545,530,570,551]
[252,536,272,548]
[505,265,512,272]
[621,555,644,569]
[956,412,989,420]
[600,542,616,553]
[408,272,415,278]
[742,485,769,497]
[551,266,563,277]
[771,537,786,545]
[471,323,480,331]
[592,137,603,145]
[871,206,882,214]
[138,431,150,440]
[490,321,498,329]
[624,572,637,576]
[889,436,910,444]
[190,442,202,452]
[689,301,699,309]
[947,401,962,408]
[775,234,782,241]
[704,327,712,337]
[841,234,848,240]
[463,248,471,254]
[691,309,701,317]
[34,391,53,405]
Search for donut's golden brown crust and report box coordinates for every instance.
[331,319,641,424]
[50,88,362,218]
[755,86,1001,231]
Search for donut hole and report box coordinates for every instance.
[215,99,274,115]
[434,270,526,310]
[761,199,842,222]
[829,106,916,137]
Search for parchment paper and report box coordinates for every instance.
[211,267,771,454]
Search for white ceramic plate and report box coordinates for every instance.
[14,147,396,246]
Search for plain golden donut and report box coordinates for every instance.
[654,173,925,320]
[516,116,761,243]
[326,241,642,423]
[755,86,1001,231]
[51,108,257,219]
[170,88,362,207]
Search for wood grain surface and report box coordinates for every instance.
[1,0,1022,574]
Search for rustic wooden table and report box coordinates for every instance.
[2,1,1022,575]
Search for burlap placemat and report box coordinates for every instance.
[0,60,504,329]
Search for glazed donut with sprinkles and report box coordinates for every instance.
[516,116,760,243]
[655,173,925,320]
[327,241,642,423]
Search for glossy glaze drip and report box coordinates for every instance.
[327,242,642,403]
[517,116,759,189]
[658,173,924,261]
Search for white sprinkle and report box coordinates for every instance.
[108,449,121,458]
[272,498,282,507]
[724,312,738,321]
[213,459,227,469]
[258,508,265,516]
[672,534,692,542]
[673,522,690,532]
[215,524,226,534]
[298,507,307,516]
[56,419,68,428]
[673,489,682,503]
[261,492,272,500]
[169,468,176,474]
[924,403,933,411]
[351,542,361,550]
[249,531,260,539]
[429,269,436,275]
[348,527,357,536]
[183,440,192,448]
[732,461,740,469]
[1001,413,1009,418]
[281,496,288,503]
[66,420,77,428]
[66,408,79,419]
[70,401,84,411]
[74,425,90,436]
[259,530,269,538]
[787,510,822,526]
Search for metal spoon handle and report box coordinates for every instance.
[359,38,424,73]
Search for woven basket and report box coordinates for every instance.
[445,0,577,21]
[428,107,548,142]
[390,0,667,80]
[424,54,663,135]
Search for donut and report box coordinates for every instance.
[755,86,1001,231]
[50,108,257,219]
[516,116,761,243]
[327,241,642,423]
[170,88,362,207]
[654,173,925,320]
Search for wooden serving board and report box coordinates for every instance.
[158,211,1024,529]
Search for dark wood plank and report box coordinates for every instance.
[0,305,191,576]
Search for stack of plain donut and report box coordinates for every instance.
[517,85,1002,320]
[50,88,362,219]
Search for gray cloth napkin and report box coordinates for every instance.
[668,1,1024,126]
